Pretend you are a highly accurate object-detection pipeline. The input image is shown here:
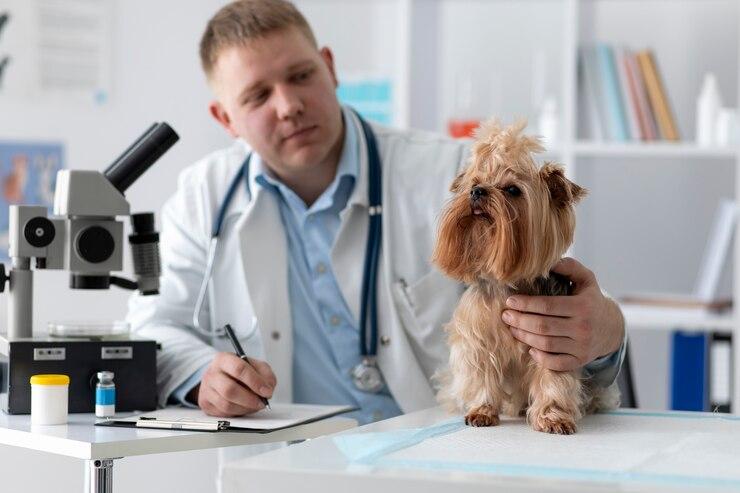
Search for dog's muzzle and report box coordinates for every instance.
[470,186,487,202]
[470,186,488,214]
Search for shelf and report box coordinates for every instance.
[573,142,740,159]
[621,303,735,333]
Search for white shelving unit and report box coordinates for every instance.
[303,0,740,409]
[573,142,740,159]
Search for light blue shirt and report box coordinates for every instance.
[173,109,402,425]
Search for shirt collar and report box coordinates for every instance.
[251,105,360,214]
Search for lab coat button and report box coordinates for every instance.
[330,315,340,326]
[380,335,391,346]
[316,263,327,274]
[271,331,281,340]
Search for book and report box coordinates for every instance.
[710,334,732,412]
[96,403,356,433]
[614,46,641,141]
[579,46,606,140]
[637,50,680,141]
[596,43,630,141]
[671,332,709,411]
[625,49,659,141]
[694,198,736,302]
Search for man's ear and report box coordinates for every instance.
[320,46,338,88]
[208,101,238,139]
[540,162,587,208]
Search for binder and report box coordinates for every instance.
[671,332,709,411]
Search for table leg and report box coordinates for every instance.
[86,458,115,493]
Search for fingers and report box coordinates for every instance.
[199,368,266,417]
[502,310,575,337]
[198,353,278,417]
[505,294,577,317]
[551,257,596,287]
[249,358,278,389]
[218,353,274,398]
[509,326,580,357]
[528,347,582,372]
[211,371,265,410]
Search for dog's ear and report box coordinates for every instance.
[450,170,466,193]
[540,162,587,208]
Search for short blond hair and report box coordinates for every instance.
[199,0,318,78]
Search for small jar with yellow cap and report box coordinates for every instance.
[30,374,69,425]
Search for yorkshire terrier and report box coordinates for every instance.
[432,119,619,434]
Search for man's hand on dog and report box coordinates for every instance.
[501,257,625,372]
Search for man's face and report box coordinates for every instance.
[208,27,343,178]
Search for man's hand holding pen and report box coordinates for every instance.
[186,352,276,417]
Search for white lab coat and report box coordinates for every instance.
[127,110,470,412]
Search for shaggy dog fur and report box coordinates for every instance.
[432,119,619,434]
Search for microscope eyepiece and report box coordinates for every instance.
[104,122,179,194]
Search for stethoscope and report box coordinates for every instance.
[192,111,385,393]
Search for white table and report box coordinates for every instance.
[0,410,356,493]
[221,406,740,493]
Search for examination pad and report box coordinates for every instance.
[97,403,355,433]
[334,410,740,490]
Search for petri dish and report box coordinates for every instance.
[48,320,130,339]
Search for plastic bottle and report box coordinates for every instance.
[696,73,723,146]
[538,97,559,148]
[30,374,69,425]
[95,371,116,418]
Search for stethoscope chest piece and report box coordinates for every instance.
[350,356,385,393]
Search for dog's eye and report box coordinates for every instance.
[504,185,522,197]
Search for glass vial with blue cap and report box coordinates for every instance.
[95,371,115,418]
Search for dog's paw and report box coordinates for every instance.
[532,416,576,435]
[464,406,500,427]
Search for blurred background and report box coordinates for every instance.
[0,0,738,491]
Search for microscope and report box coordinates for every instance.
[0,122,178,414]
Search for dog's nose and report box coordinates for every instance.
[470,186,487,201]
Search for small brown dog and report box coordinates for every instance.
[432,119,618,434]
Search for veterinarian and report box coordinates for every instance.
[127,0,627,426]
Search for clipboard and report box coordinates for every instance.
[96,403,357,433]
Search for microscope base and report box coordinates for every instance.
[0,334,157,414]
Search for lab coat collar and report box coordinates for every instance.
[331,107,375,324]
[218,139,254,224]
[342,106,370,212]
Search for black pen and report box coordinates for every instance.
[222,324,271,409]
